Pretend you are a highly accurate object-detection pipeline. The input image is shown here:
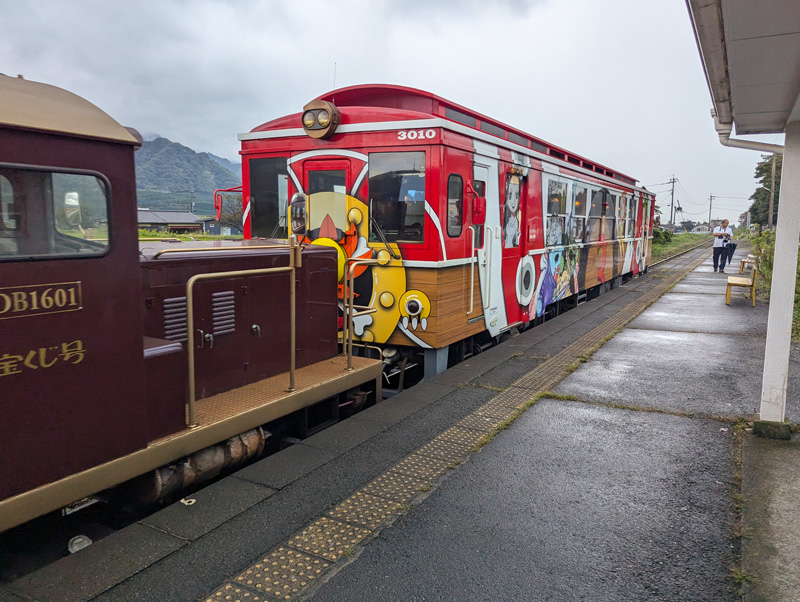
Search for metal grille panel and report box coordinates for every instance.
[163,296,187,342]
[212,290,236,336]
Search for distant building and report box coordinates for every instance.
[693,225,711,233]
[200,218,236,236]
[137,209,203,234]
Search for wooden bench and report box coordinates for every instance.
[726,266,757,307]
[739,254,756,274]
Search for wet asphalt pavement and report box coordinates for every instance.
[305,246,771,602]
[308,400,735,601]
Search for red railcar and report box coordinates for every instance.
[0,76,381,532]
[239,85,655,381]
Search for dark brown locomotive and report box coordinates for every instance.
[0,75,381,532]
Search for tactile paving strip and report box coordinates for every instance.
[455,412,507,432]
[326,491,402,529]
[231,547,330,601]
[200,249,709,602]
[205,582,266,601]
[361,469,429,503]
[287,517,371,561]
[392,453,452,481]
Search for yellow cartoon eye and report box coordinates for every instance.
[398,290,431,331]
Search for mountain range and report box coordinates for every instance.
[135,137,241,215]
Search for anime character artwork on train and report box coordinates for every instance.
[237,85,655,386]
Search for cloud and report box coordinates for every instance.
[2,0,775,219]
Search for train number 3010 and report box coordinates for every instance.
[397,129,436,141]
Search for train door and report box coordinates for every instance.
[473,160,507,337]
[191,278,250,399]
[500,169,524,327]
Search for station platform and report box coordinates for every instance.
[3,243,798,601]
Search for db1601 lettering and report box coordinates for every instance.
[0,282,82,319]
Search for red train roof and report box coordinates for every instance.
[312,84,639,186]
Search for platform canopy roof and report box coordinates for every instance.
[687,0,800,135]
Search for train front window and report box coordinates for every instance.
[249,157,289,239]
[368,152,426,243]
[308,170,346,194]
[0,166,110,260]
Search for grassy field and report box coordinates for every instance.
[651,233,713,262]
[138,229,243,241]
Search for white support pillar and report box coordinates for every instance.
[759,121,800,424]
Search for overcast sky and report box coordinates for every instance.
[3,0,781,223]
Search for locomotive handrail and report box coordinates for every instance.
[342,257,382,370]
[152,244,289,259]
[184,237,302,427]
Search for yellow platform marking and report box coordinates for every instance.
[327,491,402,530]
[205,582,266,601]
[361,470,429,503]
[287,517,371,562]
[201,251,708,601]
[391,453,451,481]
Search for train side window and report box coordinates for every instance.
[249,157,289,239]
[616,193,627,239]
[473,180,485,249]
[1,166,109,260]
[587,188,614,243]
[626,193,637,238]
[446,174,463,237]
[607,193,618,240]
[569,183,587,243]
[545,178,567,246]
[368,151,426,243]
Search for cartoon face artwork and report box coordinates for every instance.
[503,174,521,248]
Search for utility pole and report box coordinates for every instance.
[669,175,677,229]
[708,194,715,228]
[768,153,777,229]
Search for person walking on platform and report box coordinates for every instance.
[712,219,733,272]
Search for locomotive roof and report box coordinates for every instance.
[0,74,139,145]
[313,84,640,187]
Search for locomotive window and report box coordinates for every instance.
[546,178,567,246]
[368,152,426,243]
[1,175,18,231]
[0,166,109,261]
[249,157,289,239]
[447,174,463,237]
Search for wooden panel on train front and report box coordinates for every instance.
[386,263,484,349]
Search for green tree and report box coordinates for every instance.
[748,155,782,227]
[219,194,244,234]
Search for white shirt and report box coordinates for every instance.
[713,225,732,248]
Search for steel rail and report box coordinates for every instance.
[649,236,714,269]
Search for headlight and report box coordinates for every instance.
[302,111,316,128]
[316,110,331,127]
[300,99,340,139]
